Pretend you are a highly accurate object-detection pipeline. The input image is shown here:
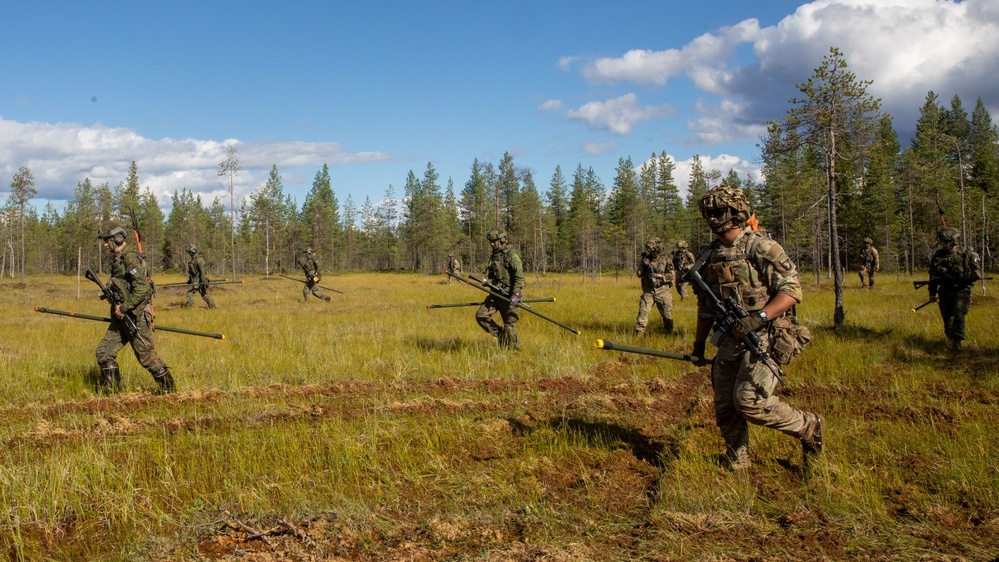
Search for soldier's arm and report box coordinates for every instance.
[122,252,152,311]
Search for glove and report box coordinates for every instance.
[509,292,521,307]
[692,341,708,366]
[732,312,766,339]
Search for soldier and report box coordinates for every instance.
[95,224,176,393]
[671,240,696,300]
[928,227,982,352]
[859,237,880,288]
[184,246,217,308]
[690,185,822,470]
[475,229,524,349]
[445,252,462,283]
[635,236,675,336]
[298,248,331,302]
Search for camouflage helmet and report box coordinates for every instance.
[863,237,873,245]
[305,247,314,255]
[448,252,454,257]
[486,229,507,243]
[645,236,664,254]
[97,223,127,244]
[676,240,688,249]
[188,245,199,256]
[700,184,751,233]
[937,227,960,243]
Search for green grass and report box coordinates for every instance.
[1,271,997,560]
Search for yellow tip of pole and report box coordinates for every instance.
[552,297,556,302]
[594,339,603,348]
[910,309,916,313]
[220,334,226,340]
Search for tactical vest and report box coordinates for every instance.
[110,247,153,311]
[696,232,770,311]
[488,247,520,291]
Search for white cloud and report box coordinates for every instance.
[0,118,392,207]
[582,141,619,156]
[538,99,563,112]
[638,152,762,199]
[566,0,999,145]
[566,93,672,135]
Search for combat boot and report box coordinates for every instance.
[324,295,332,302]
[98,362,121,393]
[664,319,674,334]
[801,413,824,462]
[722,444,751,471]
[951,339,963,352]
[499,325,520,350]
[152,366,176,394]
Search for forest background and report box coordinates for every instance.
[3,52,998,285]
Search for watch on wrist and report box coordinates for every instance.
[756,310,768,322]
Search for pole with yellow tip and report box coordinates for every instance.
[593,339,709,364]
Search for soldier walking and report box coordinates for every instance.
[690,185,822,470]
[184,246,217,308]
[672,240,696,300]
[298,248,332,302]
[95,224,176,393]
[445,252,462,283]
[475,229,524,349]
[635,237,675,336]
[859,237,880,288]
[927,227,982,352]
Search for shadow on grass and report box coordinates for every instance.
[507,416,675,468]
[409,336,471,352]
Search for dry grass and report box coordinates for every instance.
[0,270,997,561]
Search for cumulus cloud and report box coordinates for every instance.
[0,118,392,206]
[566,0,999,144]
[566,93,672,135]
[538,99,563,112]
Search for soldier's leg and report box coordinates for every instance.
[635,292,653,335]
[185,286,196,307]
[712,352,751,470]
[499,306,521,349]
[201,287,217,309]
[303,284,310,302]
[655,288,674,334]
[939,296,958,342]
[96,325,127,391]
[475,299,502,338]
[868,270,876,288]
[129,310,174,393]
[951,292,971,348]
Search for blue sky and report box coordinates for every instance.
[2,0,998,217]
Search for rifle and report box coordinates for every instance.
[911,298,937,312]
[687,269,787,385]
[448,271,580,335]
[913,277,991,289]
[593,339,711,364]
[159,280,243,289]
[427,297,554,309]
[277,273,345,295]
[85,267,139,337]
[35,307,225,339]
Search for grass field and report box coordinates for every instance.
[1,270,997,561]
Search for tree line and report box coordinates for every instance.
[3,49,997,287]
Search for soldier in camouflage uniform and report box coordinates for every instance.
[671,240,696,300]
[928,227,982,352]
[95,224,176,393]
[475,229,525,349]
[445,252,461,283]
[298,248,331,302]
[859,237,880,288]
[690,185,822,470]
[184,246,217,308]
[635,236,675,336]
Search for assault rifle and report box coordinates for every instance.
[687,269,787,385]
[85,267,139,337]
[278,273,345,295]
[912,277,991,290]
[447,271,580,335]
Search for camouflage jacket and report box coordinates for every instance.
[187,255,210,286]
[299,256,321,281]
[109,245,153,314]
[860,246,879,270]
[929,246,982,295]
[693,227,801,312]
[637,252,675,292]
[487,246,524,295]
[671,249,696,274]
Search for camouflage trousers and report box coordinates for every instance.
[938,290,971,343]
[675,280,691,300]
[712,332,817,462]
[304,282,331,302]
[635,286,673,334]
[186,284,217,308]
[859,266,876,288]
[476,295,520,348]
[95,308,167,375]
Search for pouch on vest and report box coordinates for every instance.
[769,317,812,365]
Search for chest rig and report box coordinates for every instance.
[698,232,770,311]
[488,248,515,290]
